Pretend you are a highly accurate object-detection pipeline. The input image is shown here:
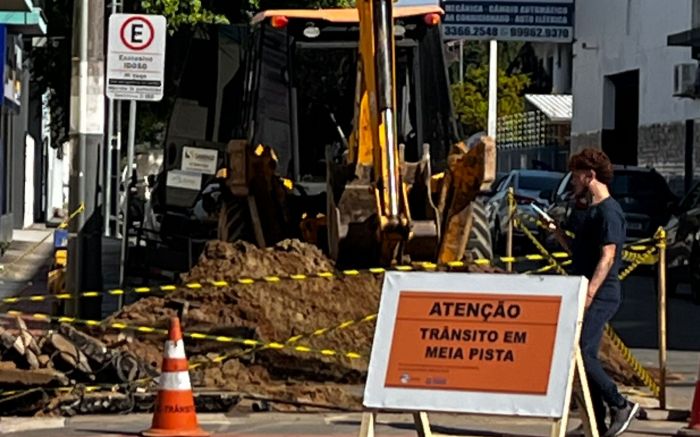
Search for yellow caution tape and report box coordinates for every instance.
[516,211,656,259]
[1,253,576,306]
[619,244,658,281]
[515,219,569,276]
[517,212,576,238]
[523,260,573,275]
[604,325,660,397]
[190,313,378,369]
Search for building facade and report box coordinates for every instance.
[571,0,700,194]
[0,1,47,245]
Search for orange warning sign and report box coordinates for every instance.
[384,291,562,395]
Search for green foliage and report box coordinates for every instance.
[451,63,530,134]
[450,42,530,135]
[29,0,73,148]
[141,0,230,31]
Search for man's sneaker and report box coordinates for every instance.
[604,401,640,437]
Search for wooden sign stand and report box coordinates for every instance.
[359,347,599,437]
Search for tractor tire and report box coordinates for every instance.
[467,199,494,262]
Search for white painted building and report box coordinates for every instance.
[571,0,700,194]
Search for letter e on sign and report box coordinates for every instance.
[120,16,155,51]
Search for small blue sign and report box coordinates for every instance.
[54,229,68,249]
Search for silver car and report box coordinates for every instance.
[485,169,564,253]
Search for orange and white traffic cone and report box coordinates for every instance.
[142,317,209,437]
[679,358,700,435]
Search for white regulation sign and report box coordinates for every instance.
[107,14,166,101]
[442,0,574,43]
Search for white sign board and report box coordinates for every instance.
[107,14,166,101]
[363,272,586,418]
[442,0,574,43]
[181,147,218,175]
[166,170,202,191]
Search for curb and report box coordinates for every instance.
[0,417,66,434]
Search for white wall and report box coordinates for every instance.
[22,134,34,229]
[572,0,700,136]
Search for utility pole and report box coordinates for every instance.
[66,0,106,318]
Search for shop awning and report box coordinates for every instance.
[0,0,33,13]
[0,7,47,35]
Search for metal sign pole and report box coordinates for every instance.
[487,39,498,139]
[119,100,136,288]
[115,99,122,237]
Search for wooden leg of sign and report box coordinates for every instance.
[574,349,599,437]
[551,347,599,437]
[412,412,433,437]
[358,412,376,437]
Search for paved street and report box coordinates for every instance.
[614,274,700,351]
[0,411,694,436]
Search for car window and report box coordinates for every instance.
[611,171,674,214]
[498,174,514,191]
[518,174,562,191]
[679,182,700,212]
[495,174,508,192]
[611,172,669,196]
[556,172,572,197]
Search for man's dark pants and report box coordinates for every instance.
[580,297,626,432]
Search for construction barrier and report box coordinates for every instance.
[0,195,671,413]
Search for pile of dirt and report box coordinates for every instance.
[103,239,649,410]
[104,240,381,409]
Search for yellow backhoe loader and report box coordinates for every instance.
[217,1,496,267]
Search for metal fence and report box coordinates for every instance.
[496,111,570,172]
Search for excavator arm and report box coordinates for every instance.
[353,0,411,263]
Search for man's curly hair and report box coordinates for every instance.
[569,148,614,185]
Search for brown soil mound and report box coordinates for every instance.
[103,239,647,410]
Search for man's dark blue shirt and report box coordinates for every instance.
[571,196,626,302]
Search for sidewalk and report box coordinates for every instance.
[0,227,54,311]
[626,349,700,414]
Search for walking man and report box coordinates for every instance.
[567,148,639,436]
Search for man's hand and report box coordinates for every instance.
[585,288,595,309]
